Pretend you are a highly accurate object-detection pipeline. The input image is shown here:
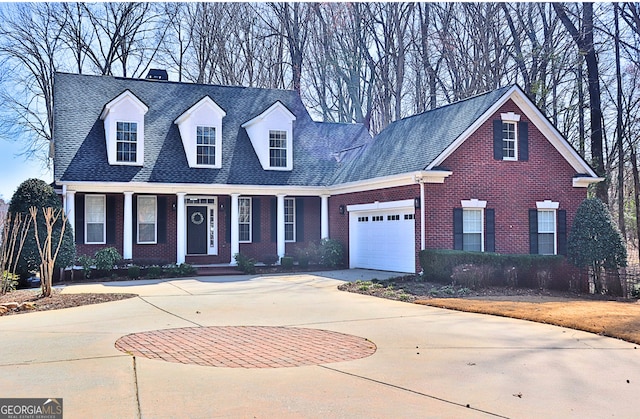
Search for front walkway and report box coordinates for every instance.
[1,270,638,418]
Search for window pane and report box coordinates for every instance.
[285,224,294,241]
[137,196,156,243]
[116,121,138,162]
[463,233,482,252]
[463,209,482,233]
[239,224,250,242]
[269,130,287,167]
[85,195,105,223]
[537,210,555,233]
[238,198,251,242]
[502,122,516,159]
[538,233,555,255]
[138,223,155,243]
[86,223,104,243]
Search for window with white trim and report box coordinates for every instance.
[116,122,138,162]
[239,197,252,242]
[137,196,157,244]
[85,195,106,244]
[537,210,556,255]
[284,198,295,242]
[196,126,216,165]
[463,209,483,252]
[501,112,521,161]
[269,130,287,168]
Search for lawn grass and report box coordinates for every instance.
[416,298,640,345]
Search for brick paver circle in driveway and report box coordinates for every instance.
[115,326,377,368]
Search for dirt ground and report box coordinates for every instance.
[338,276,640,345]
[0,288,136,316]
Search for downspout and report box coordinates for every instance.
[420,180,425,251]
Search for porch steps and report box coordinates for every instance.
[194,265,244,277]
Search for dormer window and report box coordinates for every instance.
[116,122,138,162]
[196,126,216,165]
[242,101,296,171]
[175,96,226,168]
[269,130,287,168]
[100,90,148,166]
[494,112,528,162]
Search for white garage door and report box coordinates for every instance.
[348,200,416,273]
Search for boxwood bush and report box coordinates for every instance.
[419,249,573,290]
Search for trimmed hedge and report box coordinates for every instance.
[419,249,576,290]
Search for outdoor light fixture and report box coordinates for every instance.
[172,202,177,211]
[219,203,225,212]
[339,205,346,215]
[414,197,421,209]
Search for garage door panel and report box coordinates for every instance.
[349,209,415,273]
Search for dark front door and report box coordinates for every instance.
[187,206,208,255]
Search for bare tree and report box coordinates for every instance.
[1,213,32,295]
[554,3,608,204]
[29,207,67,298]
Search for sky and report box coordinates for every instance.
[0,139,51,202]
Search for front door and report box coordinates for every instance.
[187,205,208,255]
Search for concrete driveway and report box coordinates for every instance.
[1,270,638,418]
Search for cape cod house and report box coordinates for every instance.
[53,72,602,273]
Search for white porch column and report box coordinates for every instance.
[276,194,286,261]
[123,191,133,260]
[176,192,186,264]
[65,190,76,241]
[230,194,240,265]
[420,181,426,251]
[320,194,330,239]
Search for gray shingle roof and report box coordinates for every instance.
[53,73,370,186]
[331,86,511,184]
[53,73,511,187]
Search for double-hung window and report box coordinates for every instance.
[85,195,106,244]
[537,210,556,255]
[463,209,483,252]
[116,122,138,162]
[239,197,252,242]
[269,130,287,168]
[284,198,295,242]
[137,196,157,244]
[196,126,216,165]
[502,121,517,160]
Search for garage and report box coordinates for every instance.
[348,200,416,273]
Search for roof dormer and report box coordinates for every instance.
[241,101,296,171]
[174,96,226,168]
[100,90,148,166]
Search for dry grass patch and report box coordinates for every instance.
[417,298,640,345]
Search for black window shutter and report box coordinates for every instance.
[270,198,277,243]
[252,198,261,243]
[453,208,463,250]
[485,208,495,253]
[529,209,538,254]
[493,120,503,160]
[106,195,116,244]
[132,196,138,244]
[518,121,529,161]
[75,194,85,244]
[224,197,231,243]
[557,209,567,255]
[295,198,304,242]
[157,196,167,244]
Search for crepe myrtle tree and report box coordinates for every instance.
[567,198,627,295]
[8,179,75,284]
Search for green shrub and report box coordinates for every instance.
[419,249,567,289]
[319,238,344,267]
[296,241,320,265]
[77,255,95,279]
[94,247,122,271]
[127,266,141,279]
[280,256,294,269]
[8,179,76,277]
[168,263,196,277]
[146,265,163,279]
[234,253,256,274]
